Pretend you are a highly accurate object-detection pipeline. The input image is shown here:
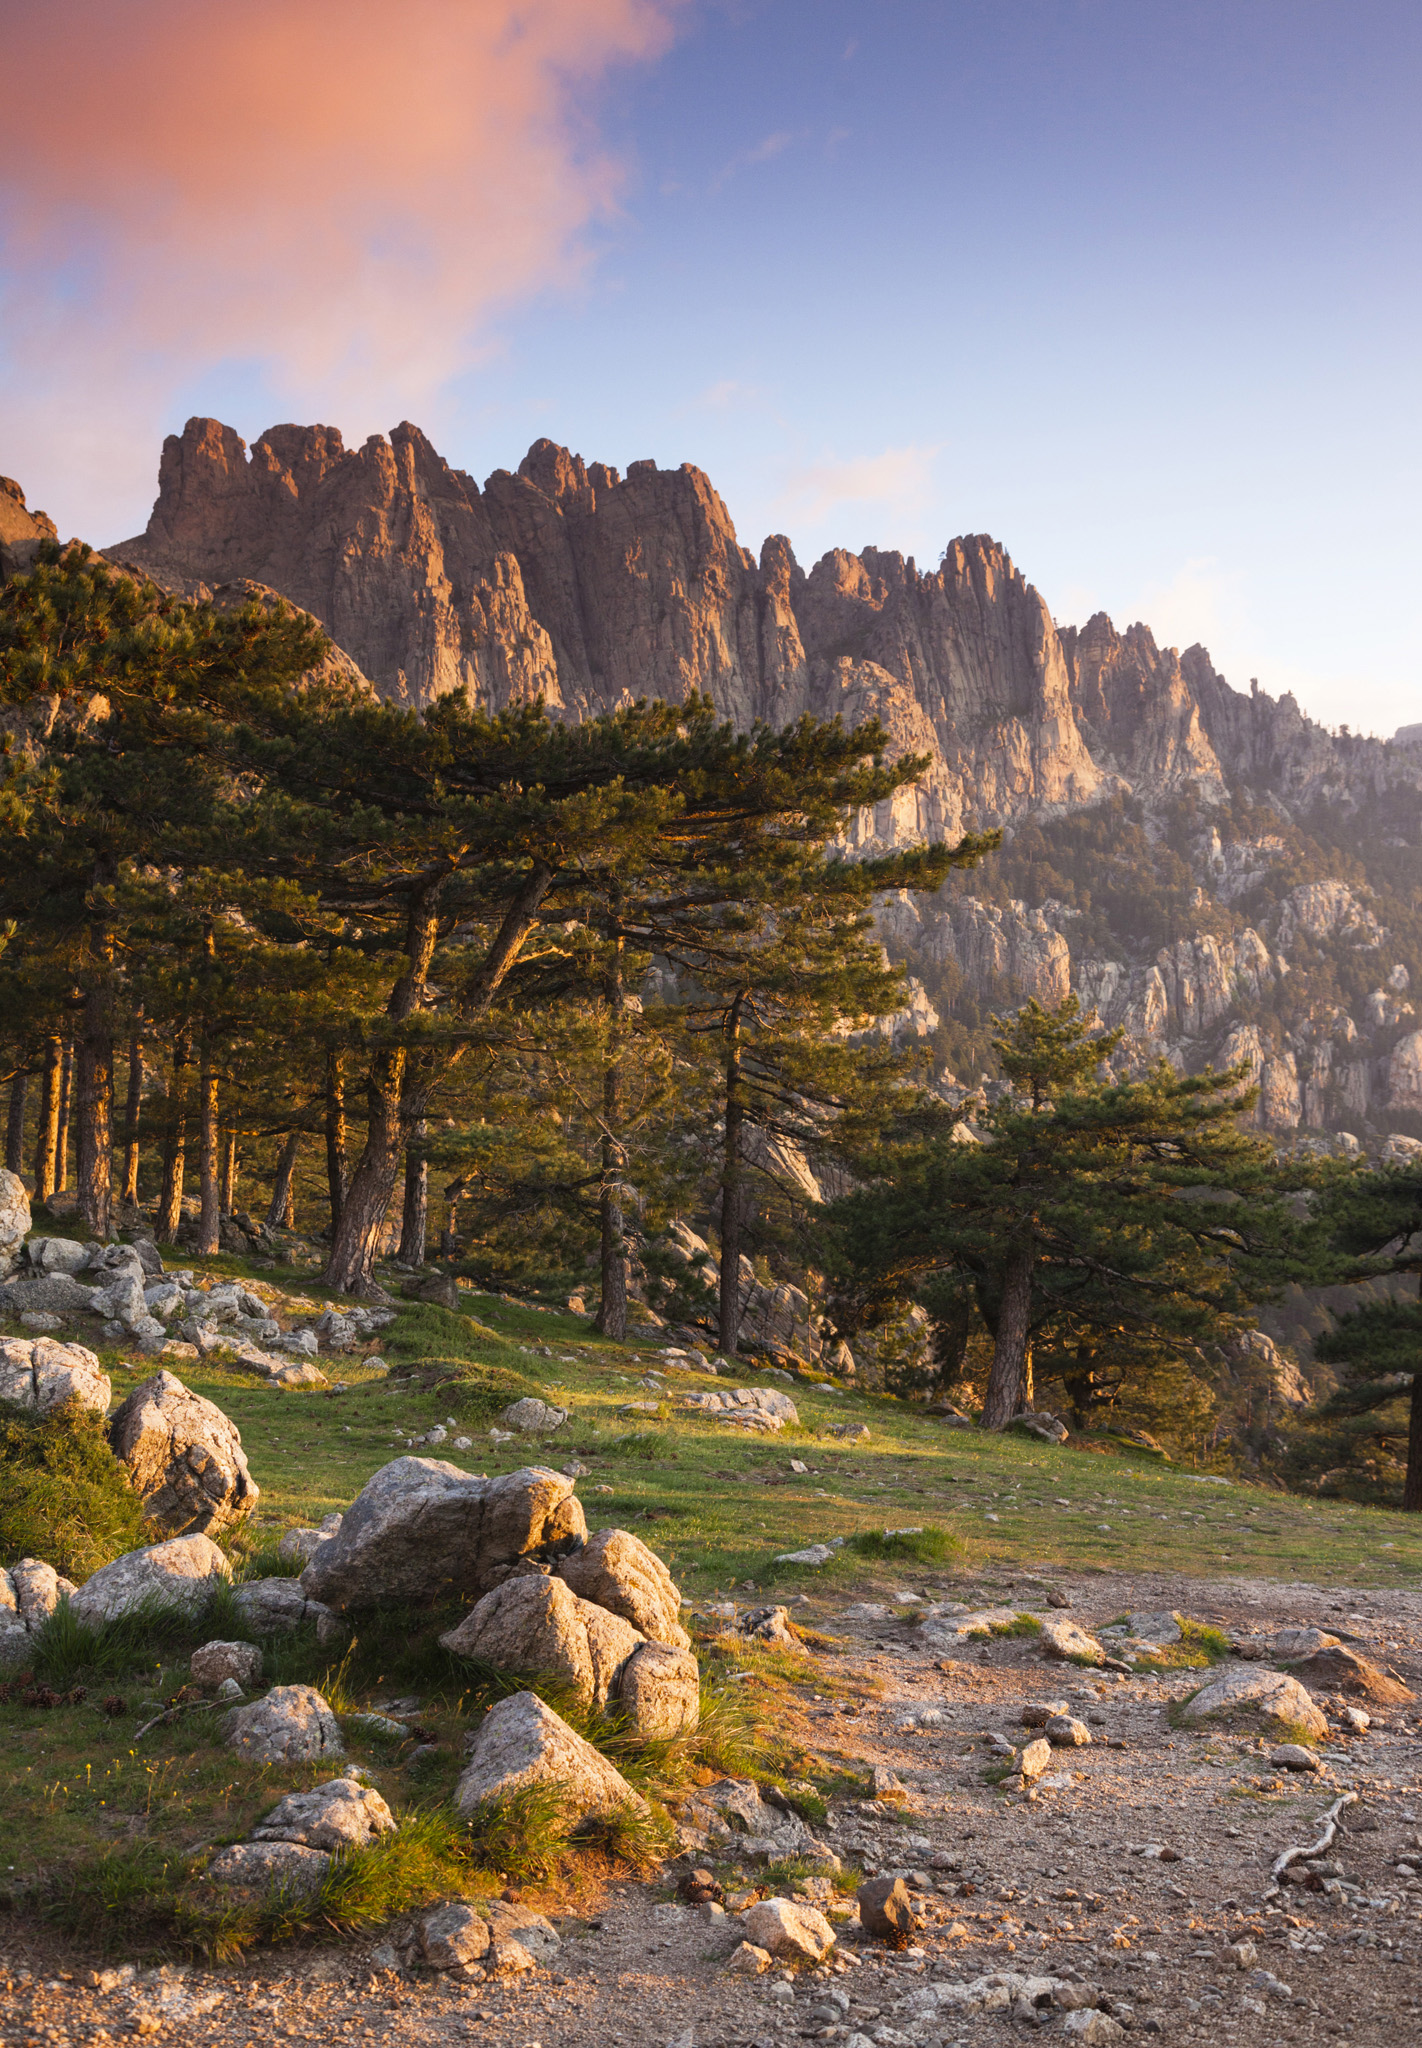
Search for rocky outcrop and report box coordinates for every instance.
[68,1533,230,1628]
[0,1337,110,1415]
[299,1458,586,1611]
[453,1688,647,1821]
[107,1371,258,1536]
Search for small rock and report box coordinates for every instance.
[500,1396,569,1433]
[1178,1667,1328,1739]
[206,1840,331,1893]
[857,1875,916,1939]
[1020,1700,1070,1726]
[1062,2012,1124,2044]
[1019,1737,1053,1783]
[250,1776,396,1849]
[723,1941,773,1976]
[1341,1705,1371,1733]
[1270,1743,1321,1772]
[677,1867,725,1904]
[1224,1939,1258,1969]
[191,1640,263,1690]
[1046,1714,1092,1747]
[418,1901,491,1969]
[1046,1589,1072,1608]
[222,1684,343,1764]
[1039,1619,1106,1666]
[742,1896,836,1962]
[871,1763,907,1803]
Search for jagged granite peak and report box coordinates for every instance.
[102,415,1416,853]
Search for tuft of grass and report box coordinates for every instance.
[845,1527,963,1566]
[460,1782,572,1882]
[0,1396,147,1580]
[607,1427,675,1457]
[1129,1620,1232,1673]
[991,1614,1043,1638]
[573,1797,675,1873]
[30,1591,223,1689]
[389,1352,538,1422]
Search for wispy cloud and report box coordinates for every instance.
[0,0,685,537]
[712,127,809,191]
[775,443,940,528]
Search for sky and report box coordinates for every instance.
[1,0,1418,734]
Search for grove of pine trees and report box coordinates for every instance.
[4,543,1415,1505]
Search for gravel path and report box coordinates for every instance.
[4,1568,1419,2048]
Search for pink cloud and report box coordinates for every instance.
[0,0,683,534]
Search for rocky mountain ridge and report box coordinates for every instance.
[7,418,1421,1152]
[103,417,1420,852]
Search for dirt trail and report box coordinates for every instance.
[4,1569,1419,2048]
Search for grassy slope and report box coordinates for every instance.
[4,1251,1418,1960]
[153,1271,1420,1597]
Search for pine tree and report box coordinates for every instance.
[1314,1163,1422,1511]
[828,995,1316,1430]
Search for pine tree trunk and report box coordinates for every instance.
[267,1131,300,1230]
[6,1069,27,1177]
[156,1033,190,1243]
[220,1129,237,1214]
[121,1030,143,1204]
[55,1042,74,1193]
[325,1050,348,1233]
[324,870,548,1295]
[76,985,114,1238]
[595,1063,628,1340]
[397,1121,428,1265]
[595,941,629,1341]
[1407,1281,1422,1514]
[982,1239,1034,1428]
[197,1059,220,1255]
[35,1037,62,1200]
[717,993,747,1356]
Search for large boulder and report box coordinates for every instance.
[555,1527,690,1649]
[0,1272,97,1319]
[250,1776,395,1850]
[231,1576,344,1641]
[0,1168,30,1275]
[1285,1642,1415,1705]
[23,1236,92,1276]
[222,1683,344,1764]
[417,1900,491,1968]
[616,1641,700,1738]
[438,1573,643,1710]
[500,1396,569,1433]
[453,1689,647,1822]
[206,1840,330,1893]
[1178,1666,1328,1739]
[68,1533,230,1628]
[0,1335,110,1415]
[107,1371,258,1537]
[299,1459,586,1611]
[0,1557,78,1669]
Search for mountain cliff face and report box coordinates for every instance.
[94,416,1422,1151]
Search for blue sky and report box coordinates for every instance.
[3,0,1418,732]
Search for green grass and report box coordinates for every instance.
[1128,1620,1233,1673]
[31,1264,1411,1600]
[0,1396,147,1580]
[6,1241,1422,1963]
